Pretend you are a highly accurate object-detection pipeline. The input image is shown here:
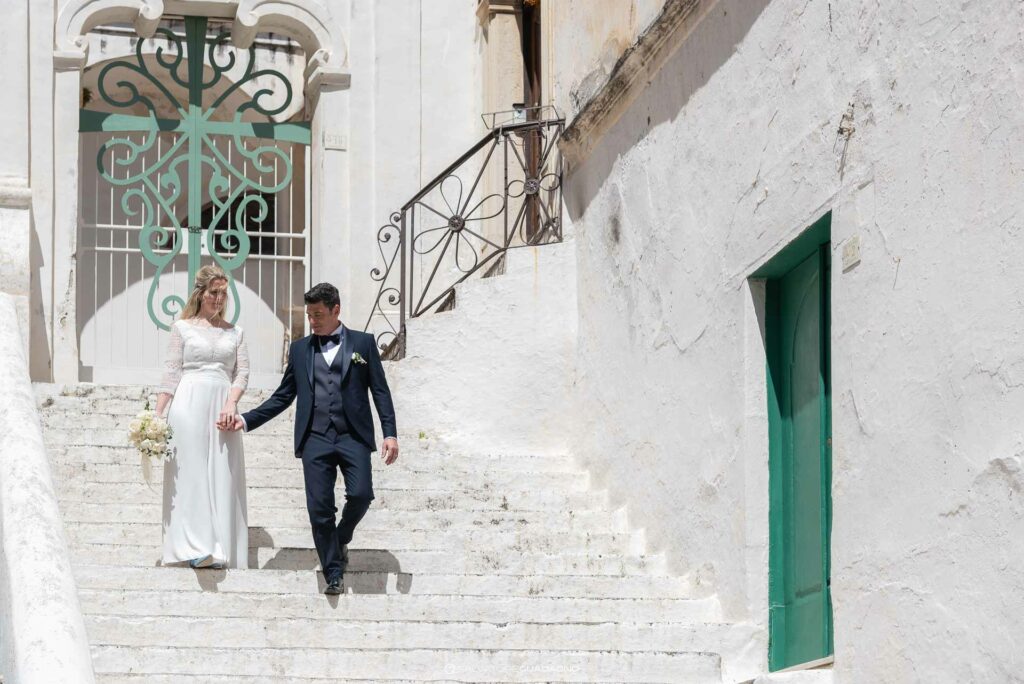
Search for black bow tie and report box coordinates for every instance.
[317,333,341,346]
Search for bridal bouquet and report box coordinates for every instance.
[128,409,173,485]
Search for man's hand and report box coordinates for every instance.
[382,437,399,465]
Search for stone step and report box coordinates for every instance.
[52,461,591,491]
[89,645,721,683]
[71,544,667,576]
[41,410,447,445]
[35,383,280,405]
[47,444,579,472]
[64,523,641,556]
[79,590,720,626]
[82,612,729,654]
[35,383,157,402]
[74,565,697,599]
[97,677,438,684]
[58,502,626,531]
[255,547,663,575]
[39,409,435,443]
[55,481,606,512]
[34,385,262,401]
[79,602,720,651]
[42,428,455,450]
[750,671,835,684]
[40,407,295,428]
[38,396,297,419]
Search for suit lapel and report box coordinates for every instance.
[339,326,354,381]
[305,336,315,388]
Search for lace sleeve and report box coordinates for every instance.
[158,322,184,395]
[231,327,250,392]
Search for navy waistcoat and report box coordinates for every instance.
[311,348,349,435]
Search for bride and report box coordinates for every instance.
[155,265,250,569]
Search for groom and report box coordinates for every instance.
[227,283,399,594]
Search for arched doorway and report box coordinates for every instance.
[76,16,310,387]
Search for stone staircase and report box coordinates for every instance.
[35,382,759,682]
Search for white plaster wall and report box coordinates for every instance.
[560,0,1024,680]
[419,0,486,183]
[387,242,577,456]
[549,0,668,118]
[350,0,484,333]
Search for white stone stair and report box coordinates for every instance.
[746,670,834,684]
[88,646,722,682]
[36,380,757,682]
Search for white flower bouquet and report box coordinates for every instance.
[128,408,173,485]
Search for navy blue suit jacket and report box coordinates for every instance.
[242,327,398,456]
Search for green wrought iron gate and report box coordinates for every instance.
[77,16,311,385]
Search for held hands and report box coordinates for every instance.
[216,402,245,432]
[382,437,399,465]
[216,414,244,431]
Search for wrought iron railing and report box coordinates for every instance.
[364,112,564,359]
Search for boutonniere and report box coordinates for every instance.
[351,352,367,365]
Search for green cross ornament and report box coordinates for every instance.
[80,16,311,329]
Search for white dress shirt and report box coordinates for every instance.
[317,323,344,366]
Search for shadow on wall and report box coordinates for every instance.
[563,0,772,221]
[29,213,53,381]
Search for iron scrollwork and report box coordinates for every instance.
[364,117,564,357]
[85,16,305,330]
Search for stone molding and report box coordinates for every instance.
[558,0,716,169]
[55,0,350,90]
[55,0,163,62]
[233,0,349,81]
[477,0,520,26]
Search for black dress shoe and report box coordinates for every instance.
[324,576,343,595]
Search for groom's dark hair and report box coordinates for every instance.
[304,283,341,309]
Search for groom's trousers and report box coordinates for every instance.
[300,424,374,581]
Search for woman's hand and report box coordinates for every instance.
[154,392,172,421]
[218,400,237,430]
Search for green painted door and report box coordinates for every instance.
[766,243,833,671]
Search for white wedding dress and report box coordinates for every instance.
[158,319,250,568]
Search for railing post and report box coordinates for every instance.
[400,208,407,336]
[503,129,510,246]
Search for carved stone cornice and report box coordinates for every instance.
[558,0,716,169]
[54,0,351,94]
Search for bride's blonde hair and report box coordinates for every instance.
[180,265,229,320]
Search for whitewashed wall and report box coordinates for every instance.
[559,0,1024,681]
[346,0,484,332]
